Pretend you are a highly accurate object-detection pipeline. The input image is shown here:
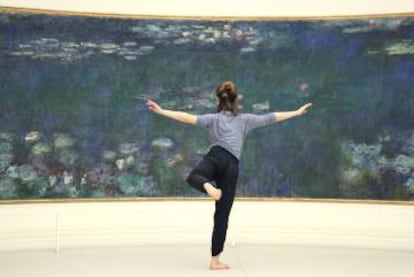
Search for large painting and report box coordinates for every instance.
[0,9,413,201]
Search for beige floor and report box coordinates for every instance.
[0,244,413,277]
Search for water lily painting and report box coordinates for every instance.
[0,10,413,201]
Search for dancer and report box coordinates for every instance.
[146,81,312,270]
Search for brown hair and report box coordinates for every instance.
[215,81,239,115]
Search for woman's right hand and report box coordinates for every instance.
[146,99,163,114]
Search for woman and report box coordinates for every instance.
[146,81,312,270]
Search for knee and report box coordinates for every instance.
[186,170,206,186]
[186,172,203,191]
[214,221,228,231]
[214,214,230,228]
[185,172,194,185]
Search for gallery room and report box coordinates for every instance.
[0,0,413,276]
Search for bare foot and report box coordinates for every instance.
[210,188,222,201]
[203,183,222,201]
[209,260,230,270]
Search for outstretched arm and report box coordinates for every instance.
[274,103,313,122]
[146,99,197,125]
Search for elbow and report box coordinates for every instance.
[186,115,198,125]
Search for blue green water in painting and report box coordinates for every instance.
[0,13,413,200]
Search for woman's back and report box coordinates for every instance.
[196,111,277,160]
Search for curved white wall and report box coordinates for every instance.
[1,200,414,252]
[0,0,413,17]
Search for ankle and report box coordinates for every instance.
[203,182,214,192]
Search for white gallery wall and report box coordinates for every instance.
[0,0,414,253]
[1,200,414,252]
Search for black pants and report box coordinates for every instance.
[186,146,239,256]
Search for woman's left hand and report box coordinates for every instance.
[146,99,163,114]
[297,103,313,115]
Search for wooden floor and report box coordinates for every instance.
[0,244,413,277]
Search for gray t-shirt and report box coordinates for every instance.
[196,111,277,160]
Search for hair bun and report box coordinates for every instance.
[215,80,240,115]
[223,82,234,92]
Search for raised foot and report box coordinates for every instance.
[210,188,222,201]
[204,183,222,201]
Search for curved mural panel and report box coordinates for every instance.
[0,10,413,200]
